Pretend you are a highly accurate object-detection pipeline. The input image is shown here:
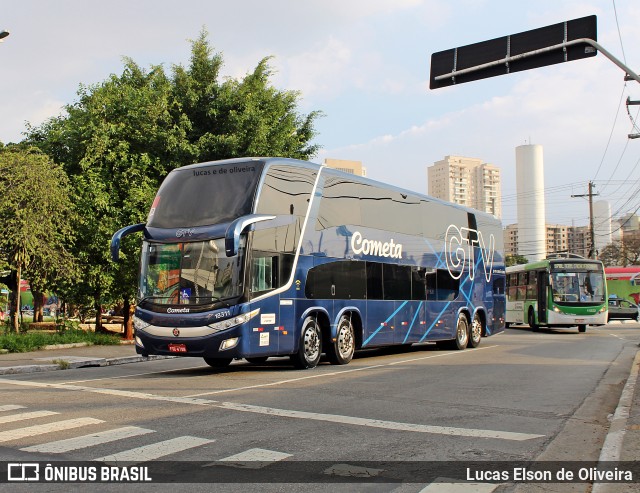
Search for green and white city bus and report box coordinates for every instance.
[505,254,607,332]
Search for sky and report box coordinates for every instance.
[2,0,640,229]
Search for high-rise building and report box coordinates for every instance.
[504,223,590,260]
[427,155,501,218]
[324,158,367,177]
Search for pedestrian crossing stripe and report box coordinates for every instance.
[94,436,214,463]
[0,417,104,443]
[21,426,156,453]
[0,410,58,424]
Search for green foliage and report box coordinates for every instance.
[0,146,77,331]
[505,254,529,267]
[0,329,121,353]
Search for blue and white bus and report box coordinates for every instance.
[111,157,506,369]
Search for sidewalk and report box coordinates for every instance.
[0,341,171,374]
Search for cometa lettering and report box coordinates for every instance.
[167,307,190,314]
[351,231,402,259]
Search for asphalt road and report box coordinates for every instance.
[0,322,638,493]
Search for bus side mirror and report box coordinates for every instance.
[225,214,275,257]
[110,223,146,262]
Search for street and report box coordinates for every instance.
[0,322,638,493]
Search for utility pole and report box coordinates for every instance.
[571,181,599,259]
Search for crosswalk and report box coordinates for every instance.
[0,404,501,491]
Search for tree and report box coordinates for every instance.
[25,30,322,332]
[505,254,529,267]
[0,147,76,332]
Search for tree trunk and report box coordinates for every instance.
[94,294,105,333]
[9,267,21,333]
[123,298,134,340]
[32,290,45,322]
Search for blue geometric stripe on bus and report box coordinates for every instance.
[402,301,424,344]
[418,301,453,343]
[362,301,409,346]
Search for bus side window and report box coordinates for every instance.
[251,255,278,294]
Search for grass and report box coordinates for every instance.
[0,327,122,353]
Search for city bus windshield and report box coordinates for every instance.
[551,270,605,303]
[139,239,243,309]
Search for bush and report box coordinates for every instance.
[0,326,121,353]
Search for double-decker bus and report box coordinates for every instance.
[111,157,506,369]
[505,254,607,332]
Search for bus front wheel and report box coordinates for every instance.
[328,315,355,365]
[203,357,233,368]
[578,325,587,333]
[291,316,322,369]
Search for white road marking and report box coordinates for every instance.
[216,401,543,441]
[0,417,104,443]
[0,405,26,412]
[21,426,156,453]
[0,410,58,424]
[0,370,543,442]
[186,345,500,398]
[419,481,501,492]
[94,436,213,463]
[211,448,292,469]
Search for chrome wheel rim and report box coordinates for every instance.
[337,322,354,359]
[304,325,320,362]
[471,317,482,343]
[457,318,468,346]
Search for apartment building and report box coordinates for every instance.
[323,158,367,177]
[427,155,501,218]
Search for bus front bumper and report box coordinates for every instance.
[547,310,607,326]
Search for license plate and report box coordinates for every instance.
[575,319,585,323]
[168,343,187,353]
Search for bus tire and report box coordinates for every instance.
[291,316,322,369]
[246,357,269,364]
[448,313,469,350]
[469,313,483,348]
[578,325,586,333]
[328,315,355,365]
[528,308,539,332]
[203,357,233,368]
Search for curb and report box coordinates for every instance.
[0,350,174,375]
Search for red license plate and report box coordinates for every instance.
[168,343,187,353]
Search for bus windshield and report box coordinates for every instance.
[139,239,243,308]
[551,270,605,303]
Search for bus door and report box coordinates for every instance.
[537,271,548,323]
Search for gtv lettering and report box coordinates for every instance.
[351,231,403,259]
[445,225,495,281]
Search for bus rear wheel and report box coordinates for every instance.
[328,315,355,365]
[469,313,483,348]
[203,357,233,368]
[291,316,322,369]
[443,313,469,350]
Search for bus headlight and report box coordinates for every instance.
[599,306,607,313]
[133,316,150,331]
[220,337,239,351]
[553,306,561,313]
[207,309,260,333]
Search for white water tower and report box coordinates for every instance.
[515,144,546,262]
[593,200,612,256]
